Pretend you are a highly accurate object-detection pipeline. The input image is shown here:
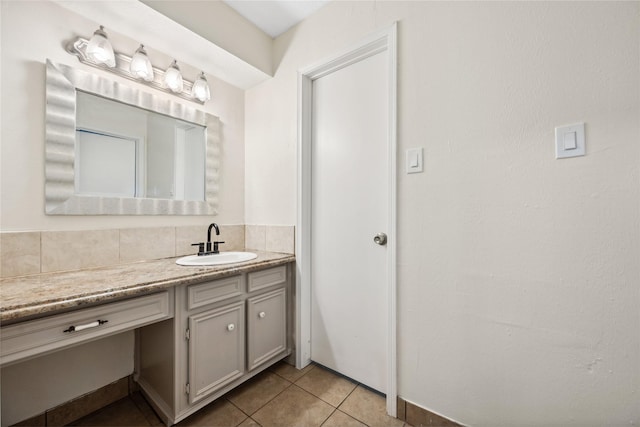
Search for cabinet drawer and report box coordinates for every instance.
[1,291,171,366]
[187,275,243,310]
[247,288,287,370]
[247,266,286,293]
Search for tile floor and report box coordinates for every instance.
[70,362,409,427]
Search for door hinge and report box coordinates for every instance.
[185,328,190,340]
[185,382,190,395]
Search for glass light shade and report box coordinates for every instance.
[192,72,211,102]
[130,45,154,82]
[86,26,115,67]
[164,60,184,93]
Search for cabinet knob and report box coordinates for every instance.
[227,323,235,331]
[258,311,266,319]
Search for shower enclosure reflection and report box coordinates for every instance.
[76,92,206,201]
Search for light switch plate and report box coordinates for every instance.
[406,148,423,174]
[555,123,585,159]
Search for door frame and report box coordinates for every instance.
[296,23,398,416]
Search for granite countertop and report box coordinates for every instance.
[0,251,295,324]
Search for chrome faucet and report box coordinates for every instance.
[192,223,225,256]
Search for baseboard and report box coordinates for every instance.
[396,397,464,427]
[10,376,132,427]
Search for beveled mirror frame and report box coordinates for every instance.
[45,59,220,215]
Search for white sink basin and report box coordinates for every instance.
[176,252,257,266]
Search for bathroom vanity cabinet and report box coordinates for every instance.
[136,264,292,425]
[0,253,294,427]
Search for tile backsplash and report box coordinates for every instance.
[1,224,294,278]
[245,225,296,254]
[245,225,267,252]
[41,229,120,273]
[119,227,175,264]
[0,231,41,277]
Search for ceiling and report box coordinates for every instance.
[223,0,328,38]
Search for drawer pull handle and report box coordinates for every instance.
[63,320,108,333]
[227,323,235,331]
[258,311,266,319]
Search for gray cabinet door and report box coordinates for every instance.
[247,288,287,371]
[188,301,245,404]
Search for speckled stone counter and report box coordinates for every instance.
[0,251,295,324]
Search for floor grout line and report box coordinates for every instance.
[223,398,251,426]
[319,407,338,427]
[70,363,402,427]
[225,372,295,419]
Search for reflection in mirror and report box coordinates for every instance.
[75,92,206,201]
[45,59,220,215]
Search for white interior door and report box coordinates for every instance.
[310,49,389,393]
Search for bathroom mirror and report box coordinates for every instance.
[45,59,220,215]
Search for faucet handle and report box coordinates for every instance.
[191,242,205,255]
[212,241,225,254]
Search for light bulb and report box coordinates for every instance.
[164,60,184,93]
[192,72,211,102]
[130,45,154,81]
[86,26,115,67]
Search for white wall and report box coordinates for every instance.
[245,1,640,425]
[0,0,245,232]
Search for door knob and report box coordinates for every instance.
[373,233,387,246]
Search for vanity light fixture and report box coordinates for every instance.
[130,45,154,81]
[66,29,208,104]
[164,60,184,93]
[192,72,211,102]
[85,26,116,67]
